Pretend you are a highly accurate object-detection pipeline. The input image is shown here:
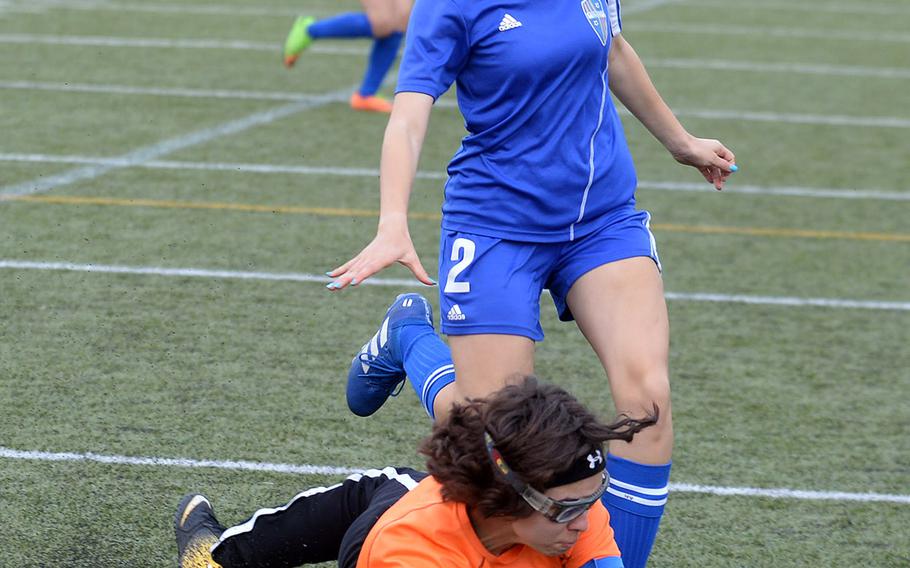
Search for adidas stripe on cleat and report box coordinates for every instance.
[346,293,434,417]
[174,494,226,568]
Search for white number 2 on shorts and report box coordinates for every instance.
[444,238,475,294]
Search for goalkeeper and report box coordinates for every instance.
[174,377,656,568]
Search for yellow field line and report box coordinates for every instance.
[10,194,910,242]
[10,194,442,221]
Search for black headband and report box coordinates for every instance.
[545,446,606,488]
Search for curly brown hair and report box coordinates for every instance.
[419,375,658,518]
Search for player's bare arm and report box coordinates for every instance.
[327,92,436,290]
[607,34,736,190]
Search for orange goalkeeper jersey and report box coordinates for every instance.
[357,476,620,567]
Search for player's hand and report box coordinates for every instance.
[325,221,435,291]
[672,135,737,191]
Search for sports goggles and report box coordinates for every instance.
[484,431,609,523]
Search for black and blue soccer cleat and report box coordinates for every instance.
[174,494,226,568]
[346,293,434,417]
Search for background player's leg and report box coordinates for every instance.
[307,13,373,39]
[360,0,410,37]
[283,11,372,69]
[351,0,411,110]
[357,33,403,98]
[567,256,672,568]
[211,468,417,567]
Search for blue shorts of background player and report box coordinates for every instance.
[438,207,660,340]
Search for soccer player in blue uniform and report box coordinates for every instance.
[283,0,413,113]
[327,1,736,566]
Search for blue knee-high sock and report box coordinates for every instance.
[602,455,671,568]
[308,13,373,39]
[358,32,403,96]
[398,325,455,420]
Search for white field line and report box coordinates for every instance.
[3,0,677,17]
[0,87,351,199]
[644,58,910,80]
[2,34,909,81]
[621,0,685,14]
[0,446,356,476]
[11,0,910,19]
[23,1,303,17]
[1,446,907,504]
[669,482,910,505]
[2,153,908,202]
[0,260,422,289]
[0,32,276,50]
[631,22,910,44]
[3,79,908,129]
[0,152,402,180]
[658,108,910,129]
[661,292,910,311]
[635,180,910,202]
[681,0,910,17]
[0,80,332,102]
[3,24,908,51]
[0,0,46,15]
[1,260,908,312]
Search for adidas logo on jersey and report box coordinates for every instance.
[447,304,466,321]
[498,14,522,32]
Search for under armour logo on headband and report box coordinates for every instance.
[586,450,604,469]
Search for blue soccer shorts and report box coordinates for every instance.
[437,207,661,340]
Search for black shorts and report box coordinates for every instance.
[212,467,427,568]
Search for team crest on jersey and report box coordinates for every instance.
[581,0,608,46]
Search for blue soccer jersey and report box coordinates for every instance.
[397,0,638,243]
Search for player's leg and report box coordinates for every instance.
[208,468,423,567]
[567,257,671,568]
[345,296,534,421]
[360,0,410,37]
[346,232,551,420]
[440,335,533,417]
[350,32,401,113]
[550,210,671,568]
[434,232,550,419]
[283,7,374,68]
[174,494,226,568]
[567,256,672,462]
[351,0,413,111]
[346,292,455,419]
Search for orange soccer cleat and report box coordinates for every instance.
[349,93,393,113]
